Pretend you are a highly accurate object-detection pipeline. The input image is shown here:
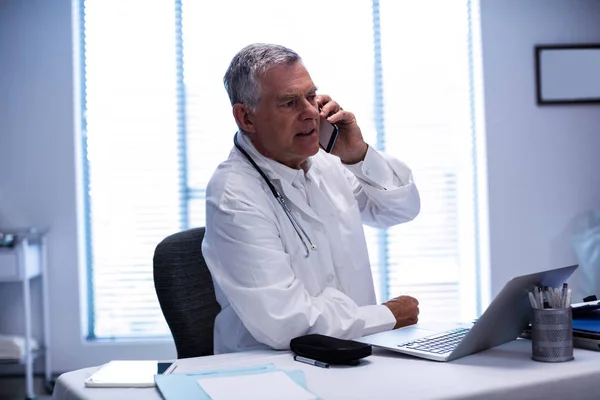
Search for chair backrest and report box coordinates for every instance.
[153,227,221,359]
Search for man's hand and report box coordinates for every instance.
[384,296,419,329]
[316,94,368,164]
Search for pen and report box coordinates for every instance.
[528,292,539,309]
[542,286,551,308]
[561,283,568,308]
[542,286,550,308]
[550,287,558,308]
[554,288,561,308]
[293,355,329,369]
[537,286,544,309]
[164,362,178,375]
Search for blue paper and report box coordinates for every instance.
[155,364,311,400]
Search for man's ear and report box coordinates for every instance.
[232,104,256,133]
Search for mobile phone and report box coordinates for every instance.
[319,117,339,153]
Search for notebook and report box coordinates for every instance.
[357,265,578,362]
[84,360,175,388]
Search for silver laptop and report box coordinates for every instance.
[356,265,578,362]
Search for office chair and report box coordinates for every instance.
[153,227,221,359]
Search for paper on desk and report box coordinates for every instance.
[155,364,316,400]
[197,370,317,400]
[155,364,277,399]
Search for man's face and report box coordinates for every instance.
[246,62,320,169]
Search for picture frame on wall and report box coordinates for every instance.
[535,44,600,105]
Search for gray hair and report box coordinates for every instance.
[223,43,301,112]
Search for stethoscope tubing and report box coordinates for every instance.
[233,132,316,258]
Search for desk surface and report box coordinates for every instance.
[53,339,600,400]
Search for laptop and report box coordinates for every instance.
[356,264,578,362]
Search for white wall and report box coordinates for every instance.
[0,0,176,374]
[1,0,599,373]
[480,0,600,299]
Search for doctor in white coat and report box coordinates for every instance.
[203,43,421,354]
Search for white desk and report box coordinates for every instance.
[53,339,600,400]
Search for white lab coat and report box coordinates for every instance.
[202,132,420,354]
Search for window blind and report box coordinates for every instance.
[375,0,480,322]
[81,0,182,338]
[80,0,481,338]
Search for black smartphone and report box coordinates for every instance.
[319,116,339,153]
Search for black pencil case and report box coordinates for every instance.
[290,334,372,365]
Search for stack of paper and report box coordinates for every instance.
[0,335,38,361]
[155,364,321,400]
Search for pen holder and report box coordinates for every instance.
[531,307,573,363]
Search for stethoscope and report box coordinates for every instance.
[233,132,317,258]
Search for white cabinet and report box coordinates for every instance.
[0,228,51,400]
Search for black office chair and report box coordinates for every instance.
[153,227,221,359]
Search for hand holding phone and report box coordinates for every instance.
[317,98,368,164]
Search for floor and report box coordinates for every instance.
[0,376,53,400]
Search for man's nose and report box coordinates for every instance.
[299,99,319,120]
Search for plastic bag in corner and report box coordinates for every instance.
[572,211,600,302]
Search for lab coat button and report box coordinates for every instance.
[326,274,334,283]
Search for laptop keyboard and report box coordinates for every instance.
[398,327,470,354]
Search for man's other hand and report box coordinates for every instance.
[384,296,419,329]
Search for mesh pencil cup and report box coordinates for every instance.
[531,307,573,362]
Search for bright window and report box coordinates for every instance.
[79,0,484,339]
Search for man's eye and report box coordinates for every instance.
[284,100,296,107]
[307,95,317,103]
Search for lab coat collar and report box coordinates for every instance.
[236,132,314,181]
[234,132,321,222]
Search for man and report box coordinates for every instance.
[202,43,421,354]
